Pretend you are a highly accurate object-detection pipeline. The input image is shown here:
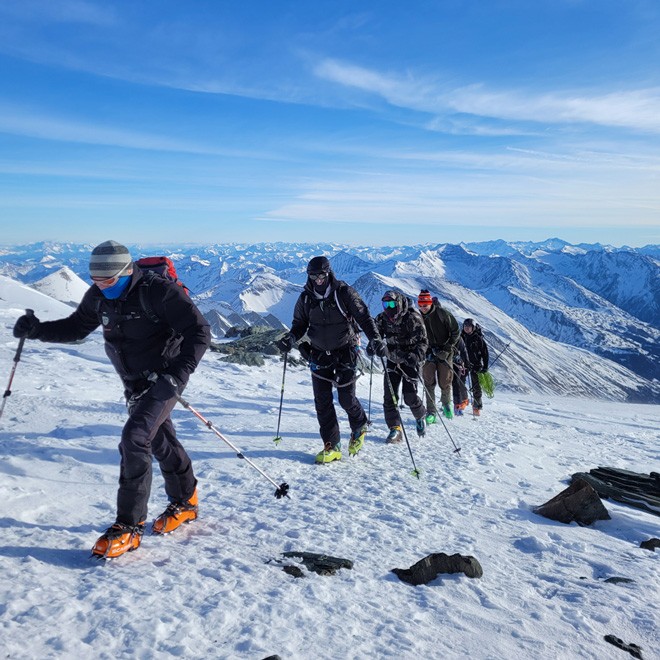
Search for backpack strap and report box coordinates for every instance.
[138,271,160,323]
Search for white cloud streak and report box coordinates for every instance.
[314,58,660,134]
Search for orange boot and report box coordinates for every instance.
[152,488,198,535]
[91,522,144,559]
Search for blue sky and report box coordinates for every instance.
[1,0,659,247]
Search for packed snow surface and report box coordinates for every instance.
[0,291,658,660]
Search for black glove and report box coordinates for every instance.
[13,314,41,339]
[298,340,312,362]
[149,374,180,401]
[371,338,389,358]
[479,367,488,373]
[365,341,375,357]
[432,348,449,362]
[276,332,295,353]
[404,353,419,369]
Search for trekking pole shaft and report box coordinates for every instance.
[381,357,420,477]
[0,309,34,420]
[367,353,374,423]
[176,394,290,498]
[274,353,287,439]
[420,376,461,454]
[488,342,510,370]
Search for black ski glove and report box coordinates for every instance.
[13,314,41,339]
[404,353,419,369]
[150,374,180,401]
[432,348,449,362]
[371,338,389,358]
[276,332,295,353]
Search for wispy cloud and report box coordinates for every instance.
[0,0,116,26]
[314,58,660,134]
[0,105,279,159]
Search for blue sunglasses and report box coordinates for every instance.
[382,300,397,309]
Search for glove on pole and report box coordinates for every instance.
[0,309,34,422]
[273,353,288,445]
[381,356,421,479]
[176,392,290,499]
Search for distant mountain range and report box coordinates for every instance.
[1,239,658,403]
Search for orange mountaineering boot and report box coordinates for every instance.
[152,488,198,535]
[91,522,145,559]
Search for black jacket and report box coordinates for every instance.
[421,302,460,357]
[34,267,211,386]
[290,272,379,352]
[375,293,427,365]
[462,324,489,371]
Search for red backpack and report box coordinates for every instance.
[135,256,189,296]
[135,256,190,323]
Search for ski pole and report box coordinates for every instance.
[381,357,421,479]
[488,341,510,370]
[420,378,462,455]
[273,352,288,445]
[175,392,290,499]
[367,353,374,425]
[0,308,34,422]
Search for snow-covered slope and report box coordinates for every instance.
[31,266,90,307]
[1,240,658,400]
[0,283,657,660]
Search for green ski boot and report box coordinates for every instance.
[348,425,367,456]
[315,442,342,464]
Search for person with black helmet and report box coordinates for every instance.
[371,290,428,443]
[461,318,489,416]
[12,240,211,558]
[277,256,386,463]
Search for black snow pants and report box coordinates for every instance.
[468,370,483,410]
[310,346,367,448]
[117,380,196,526]
[383,361,425,428]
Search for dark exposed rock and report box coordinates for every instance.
[220,351,265,367]
[282,565,305,578]
[603,577,635,585]
[277,551,354,576]
[640,538,660,551]
[571,467,660,517]
[604,634,644,659]
[392,553,483,585]
[534,479,611,526]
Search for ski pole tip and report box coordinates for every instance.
[275,482,290,499]
[273,436,283,445]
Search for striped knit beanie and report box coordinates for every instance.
[89,240,133,279]
[417,290,433,306]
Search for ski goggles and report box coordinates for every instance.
[309,272,328,284]
[92,273,123,289]
[91,262,132,289]
[382,300,397,309]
